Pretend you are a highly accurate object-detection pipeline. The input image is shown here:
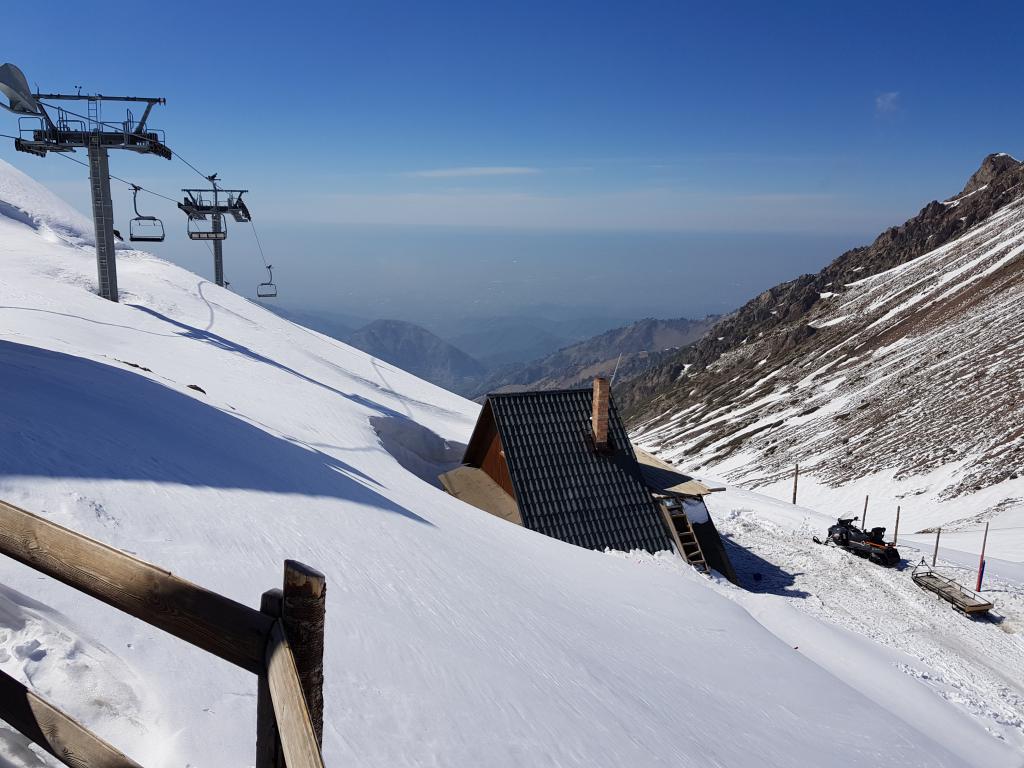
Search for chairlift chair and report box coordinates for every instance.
[257,265,277,298]
[187,216,227,241]
[128,185,165,243]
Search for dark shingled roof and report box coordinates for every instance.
[488,388,673,554]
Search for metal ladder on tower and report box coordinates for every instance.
[663,497,709,574]
[87,97,99,130]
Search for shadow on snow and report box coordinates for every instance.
[0,340,429,524]
[721,534,810,598]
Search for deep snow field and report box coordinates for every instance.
[0,158,1022,767]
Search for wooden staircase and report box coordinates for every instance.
[661,497,708,574]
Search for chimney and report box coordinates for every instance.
[592,377,610,450]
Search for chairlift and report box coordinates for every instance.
[128,185,165,243]
[187,216,226,241]
[257,264,277,298]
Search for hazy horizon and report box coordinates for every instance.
[3,2,1022,335]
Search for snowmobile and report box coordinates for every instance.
[813,516,900,566]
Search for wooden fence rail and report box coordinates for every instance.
[0,666,143,768]
[0,499,326,768]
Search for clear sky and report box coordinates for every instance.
[2,0,1022,327]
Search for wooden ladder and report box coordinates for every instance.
[662,497,708,574]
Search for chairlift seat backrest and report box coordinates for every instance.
[187,216,227,240]
[257,264,277,298]
[130,215,165,243]
[129,185,166,242]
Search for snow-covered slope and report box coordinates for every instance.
[0,158,1011,767]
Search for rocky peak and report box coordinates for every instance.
[956,152,1022,197]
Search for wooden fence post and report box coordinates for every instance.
[893,505,900,544]
[257,588,284,768]
[282,560,327,747]
[792,464,799,505]
[862,495,869,529]
[932,527,942,567]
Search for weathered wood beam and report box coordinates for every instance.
[256,588,285,768]
[265,620,326,768]
[0,499,273,673]
[0,666,143,768]
[282,560,326,746]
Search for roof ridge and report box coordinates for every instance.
[487,386,594,398]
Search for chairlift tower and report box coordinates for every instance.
[0,63,171,302]
[178,175,251,287]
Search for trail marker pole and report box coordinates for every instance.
[893,505,900,545]
[862,495,869,529]
[792,463,799,505]
[976,522,990,592]
[932,527,942,567]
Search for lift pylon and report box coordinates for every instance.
[178,175,251,287]
[0,62,171,302]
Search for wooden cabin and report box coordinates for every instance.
[440,378,737,582]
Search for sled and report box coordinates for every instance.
[911,559,992,616]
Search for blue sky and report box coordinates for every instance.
[1,0,1022,325]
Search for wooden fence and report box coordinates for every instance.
[0,498,326,768]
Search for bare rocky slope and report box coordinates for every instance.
[624,154,1024,501]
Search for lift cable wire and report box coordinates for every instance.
[51,150,262,277]
[249,220,269,268]
[51,151,179,203]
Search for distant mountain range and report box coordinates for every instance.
[347,319,487,394]
[260,304,715,399]
[442,314,635,369]
[469,316,718,398]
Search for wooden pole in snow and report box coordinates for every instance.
[792,463,799,505]
[976,522,990,592]
[862,495,869,529]
[893,505,900,545]
[932,527,942,567]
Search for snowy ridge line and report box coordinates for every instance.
[0,496,325,767]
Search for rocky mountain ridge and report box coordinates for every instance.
[472,316,716,398]
[624,153,1024,503]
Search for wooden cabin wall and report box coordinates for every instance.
[481,432,516,499]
